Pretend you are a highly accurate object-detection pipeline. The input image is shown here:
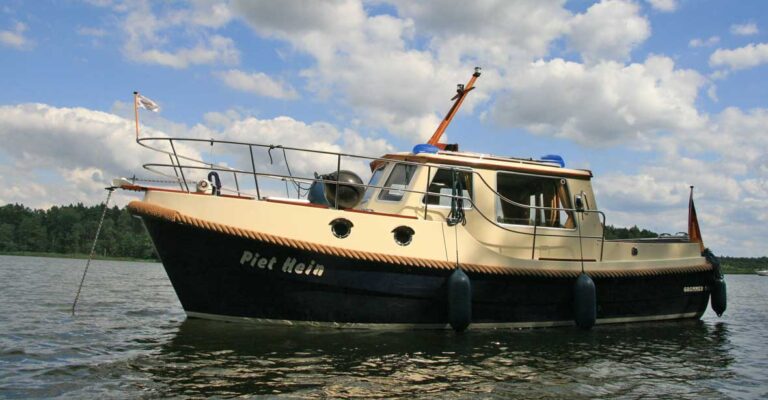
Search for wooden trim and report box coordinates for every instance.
[345,208,418,220]
[119,184,254,200]
[383,153,593,179]
[539,257,597,262]
[264,198,328,209]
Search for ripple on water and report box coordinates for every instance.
[1,257,767,399]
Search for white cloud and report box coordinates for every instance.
[707,85,718,102]
[568,0,651,63]
[387,0,572,62]
[229,0,598,140]
[119,2,239,69]
[168,0,233,28]
[0,103,204,207]
[228,0,656,141]
[645,0,677,12]
[213,114,393,179]
[594,163,768,257]
[730,22,758,36]
[0,102,394,207]
[490,56,706,145]
[231,0,444,139]
[710,107,768,167]
[592,106,768,257]
[216,70,299,100]
[689,36,719,48]
[710,42,768,71]
[126,34,239,69]
[0,22,33,50]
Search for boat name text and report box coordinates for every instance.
[239,250,324,277]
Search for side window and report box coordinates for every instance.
[378,163,418,202]
[361,165,386,204]
[496,173,574,228]
[422,168,473,209]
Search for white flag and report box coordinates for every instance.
[136,94,160,112]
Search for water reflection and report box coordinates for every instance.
[1,257,753,399]
[135,319,734,398]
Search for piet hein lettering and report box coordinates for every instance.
[239,250,324,277]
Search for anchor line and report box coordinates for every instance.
[71,187,115,316]
[577,209,585,274]
[454,222,460,270]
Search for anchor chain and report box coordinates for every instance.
[71,187,115,316]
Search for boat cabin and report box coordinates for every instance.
[357,149,605,261]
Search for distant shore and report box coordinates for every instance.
[0,251,158,263]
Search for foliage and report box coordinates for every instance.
[718,256,768,274]
[0,203,157,260]
[603,225,659,240]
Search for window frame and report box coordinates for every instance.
[494,171,576,231]
[360,163,387,204]
[421,166,474,210]
[377,162,419,203]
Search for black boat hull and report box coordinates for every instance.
[141,214,712,329]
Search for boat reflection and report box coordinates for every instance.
[132,319,734,398]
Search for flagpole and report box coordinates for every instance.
[133,91,140,142]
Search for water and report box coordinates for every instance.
[0,255,766,399]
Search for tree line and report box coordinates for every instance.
[0,203,157,260]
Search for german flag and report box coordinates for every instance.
[688,186,704,251]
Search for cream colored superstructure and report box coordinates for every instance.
[136,150,705,275]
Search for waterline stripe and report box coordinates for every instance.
[185,311,701,330]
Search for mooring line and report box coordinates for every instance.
[71,187,115,316]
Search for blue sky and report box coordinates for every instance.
[1,0,767,256]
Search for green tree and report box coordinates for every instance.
[15,213,47,251]
[0,223,15,251]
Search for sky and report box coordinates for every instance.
[0,0,767,257]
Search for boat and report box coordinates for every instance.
[757,270,768,276]
[118,68,727,331]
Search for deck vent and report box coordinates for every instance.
[540,154,565,168]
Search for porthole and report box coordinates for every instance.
[330,218,353,239]
[392,226,415,246]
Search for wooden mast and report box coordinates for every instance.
[426,67,482,149]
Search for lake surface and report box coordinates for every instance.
[0,255,766,399]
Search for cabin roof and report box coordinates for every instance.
[381,151,593,179]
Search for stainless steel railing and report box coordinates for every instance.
[135,136,610,259]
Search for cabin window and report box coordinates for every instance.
[422,168,473,209]
[361,164,386,204]
[496,173,574,229]
[378,163,418,202]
